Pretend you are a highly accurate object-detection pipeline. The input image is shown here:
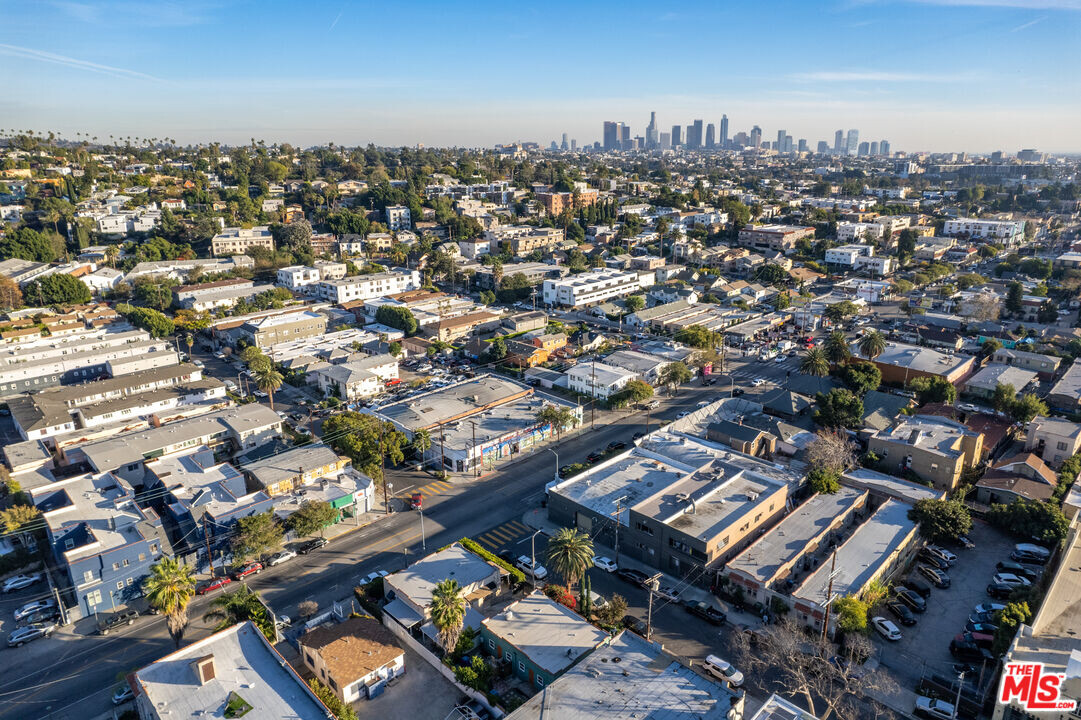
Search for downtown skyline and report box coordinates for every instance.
[2,0,1080,152]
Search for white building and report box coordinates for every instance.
[566,361,637,399]
[942,218,1025,244]
[458,238,491,260]
[384,205,411,231]
[313,270,421,304]
[542,268,642,308]
[836,222,884,242]
[210,226,274,256]
[80,267,124,295]
[276,265,321,291]
[825,244,874,267]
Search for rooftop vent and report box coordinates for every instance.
[191,654,216,685]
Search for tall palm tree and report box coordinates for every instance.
[430,578,465,651]
[142,558,196,648]
[858,330,887,361]
[546,528,594,589]
[203,584,275,640]
[412,428,432,457]
[824,331,851,365]
[254,366,283,410]
[799,347,830,377]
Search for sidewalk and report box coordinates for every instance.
[520,508,765,629]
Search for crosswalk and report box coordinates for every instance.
[397,478,454,501]
[474,520,534,551]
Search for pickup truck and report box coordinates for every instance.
[98,609,139,635]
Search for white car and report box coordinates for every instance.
[676,411,691,418]
[872,616,902,641]
[362,570,389,585]
[751,379,767,387]
[14,598,56,622]
[928,545,958,564]
[2,574,43,593]
[914,697,956,720]
[703,655,744,687]
[112,685,135,705]
[696,400,711,407]
[774,356,785,363]
[268,550,296,566]
[516,556,548,580]
[655,585,681,602]
[593,556,618,572]
[992,573,1031,587]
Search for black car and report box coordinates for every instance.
[622,615,648,636]
[732,388,745,397]
[685,601,726,625]
[995,560,1039,582]
[558,465,573,478]
[297,537,329,555]
[607,441,627,451]
[615,568,650,586]
[986,582,1014,600]
[497,549,516,564]
[894,587,927,612]
[17,607,61,626]
[918,550,950,570]
[950,639,993,663]
[702,378,716,386]
[632,432,645,441]
[586,451,604,463]
[98,609,139,635]
[904,577,933,598]
[887,600,917,626]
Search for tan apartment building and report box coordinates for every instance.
[1025,415,1081,468]
[210,226,274,256]
[238,310,327,349]
[537,188,598,215]
[867,414,983,491]
[299,618,404,703]
[736,224,815,254]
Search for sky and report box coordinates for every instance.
[1,0,1080,153]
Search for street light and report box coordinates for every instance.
[546,447,559,484]
[530,529,543,592]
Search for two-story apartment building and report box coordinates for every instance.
[307,354,399,400]
[942,218,1025,245]
[565,361,636,399]
[314,270,421,304]
[736,225,815,254]
[276,265,322,291]
[867,414,983,491]
[210,226,274,256]
[241,443,349,496]
[991,348,1062,380]
[238,310,327,349]
[1025,416,1081,468]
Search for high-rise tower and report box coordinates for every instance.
[719,115,729,149]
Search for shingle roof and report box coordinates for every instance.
[299,618,403,683]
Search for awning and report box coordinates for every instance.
[383,598,422,629]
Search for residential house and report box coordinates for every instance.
[975,453,1058,506]
[566,361,636,399]
[308,354,399,400]
[963,364,1038,400]
[506,340,549,368]
[991,348,1061,380]
[867,414,983,491]
[1047,362,1081,411]
[1025,416,1081,468]
[241,443,350,496]
[299,618,404,703]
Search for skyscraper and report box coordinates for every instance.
[671,125,682,147]
[750,125,762,150]
[880,140,890,156]
[561,133,569,151]
[869,141,879,156]
[688,119,704,149]
[719,115,729,149]
[705,123,716,148]
[846,129,859,156]
[776,130,786,152]
[817,140,829,154]
[834,129,844,154]
[798,139,808,153]
[659,132,671,150]
[857,141,869,157]
[603,122,619,150]
[646,111,659,149]
[570,139,577,151]
[620,124,631,150]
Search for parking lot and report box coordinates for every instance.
[353,645,462,720]
[869,519,1019,698]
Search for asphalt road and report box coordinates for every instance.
[0,379,736,720]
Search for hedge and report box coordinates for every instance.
[458,538,526,584]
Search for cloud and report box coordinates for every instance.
[907,0,1081,8]
[790,70,969,82]
[1011,15,1047,29]
[329,8,344,30]
[48,1,211,26]
[0,44,163,82]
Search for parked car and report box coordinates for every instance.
[616,568,650,587]
[632,432,645,441]
[196,576,233,595]
[112,685,135,705]
[558,464,573,478]
[966,621,998,634]
[268,549,296,566]
[928,545,958,564]
[296,537,329,554]
[986,582,1015,600]
[887,600,917,626]
[232,562,264,580]
[894,586,927,612]
[918,565,951,588]
[702,655,744,687]
[918,550,950,570]
[872,616,902,641]
[17,607,60,626]
[586,451,604,463]
[97,609,139,635]
[655,585,681,602]
[676,411,690,418]
[1011,543,1050,564]
[915,697,957,720]
[973,602,1005,616]
[7,622,56,647]
[950,638,994,663]
[954,631,994,650]
[2,573,43,593]
[606,440,627,451]
[14,599,56,622]
[622,615,648,636]
[969,612,998,626]
[991,573,1031,588]
[686,601,726,625]
[904,577,932,598]
[592,556,618,572]
[362,570,389,585]
[732,388,745,396]
[516,556,548,580]
[995,560,1038,581]
[955,535,976,549]
[455,699,492,720]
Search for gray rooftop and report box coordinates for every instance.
[375,374,531,430]
[794,499,917,608]
[504,631,739,720]
[727,487,867,585]
[841,468,947,504]
[241,444,343,488]
[855,340,971,375]
[384,543,500,611]
[133,622,328,720]
[482,594,609,674]
[604,349,669,375]
[965,363,1038,392]
[872,414,974,459]
[566,361,637,386]
[1049,362,1081,401]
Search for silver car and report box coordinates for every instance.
[8,622,56,647]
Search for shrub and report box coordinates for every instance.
[459,537,526,584]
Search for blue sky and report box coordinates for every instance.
[2,0,1079,151]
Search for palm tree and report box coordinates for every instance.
[546,527,594,589]
[142,558,196,648]
[858,330,887,361]
[412,429,432,457]
[185,334,194,357]
[430,578,465,651]
[799,347,830,377]
[254,366,283,410]
[824,331,851,365]
[203,584,275,640]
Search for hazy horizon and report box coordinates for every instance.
[3,0,1080,154]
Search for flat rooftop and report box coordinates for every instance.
[504,631,739,720]
[640,429,804,488]
[857,340,971,375]
[873,414,971,458]
[150,451,262,519]
[841,468,947,504]
[727,487,867,585]
[794,499,917,607]
[384,543,499,610]
[33,473,148,560]
[482,594,608,674]
[965,363,1037,391]
[375,374,531,430]
[134,622,328,720]
[241,443,343,488]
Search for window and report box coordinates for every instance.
[635,521,654,536]
[122,558,130,567]
[150,544,158,554]
[112,562,120,571]
[126,578,134,586]
[87,590,102,607]
[138,553,146,562]
[117,581,124,590]
[488,639,495,651]
[1058,442,1069,451]
[83,570,94,584]
[537,677,544,687]
[518,661,526,673]
[65,539,75,550]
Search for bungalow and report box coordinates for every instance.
[299,618,404,703]
[975,453,1057,506]
[506,340,549,368]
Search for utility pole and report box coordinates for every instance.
[645,573,661,641]
[591,358,596,430]
[469,420,479,478]
[951,671,965,720]
[203,515,215,578]
[820,550,838,642]
[530,530,543,592]
[612,495,627,564]
[439,423,445,477]
[380,424,389,514]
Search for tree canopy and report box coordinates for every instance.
[23,274,91,306]
[321,412,408,482]
[908,499,973,544]
[374,305,418,335]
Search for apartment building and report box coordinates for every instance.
[736,224,815,254]
[314,260,347,280]
[242,443,350,496]
[1025,416,1081,468]
[867,414,983,491]
[474,262,567,290]
[537,188,599,215]
[541,268,642,308]
[307,353,399,400]
[174,279,273,312]
[942,218,1025,244]
[484,225,565,256]
[276,265,322,291]
[0,339,175,399]
[991,347,1062,380]
[384,205,411,231]
[210,225,274,256]
[125,256,254,282]
[836,222,884,242]
[825,244,874,267]
[238,310,328,349]
[313,270,421,304]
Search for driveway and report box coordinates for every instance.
[355,645,462,720]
